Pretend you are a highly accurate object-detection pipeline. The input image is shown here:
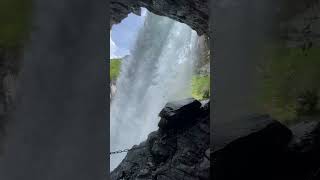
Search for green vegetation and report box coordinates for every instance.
[258,47,320,124]
[0,0,32,49]
[110,58,122,81]
[192,75,210,100]
[109,58,210,100]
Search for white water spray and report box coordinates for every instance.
[110,12,199,170]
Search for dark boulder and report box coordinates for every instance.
[286,119,320,180]
[212,115,293,180]
[212,114,320,180]
[158,98,202,131]
[289,119,320,153]
[110,99,210,180]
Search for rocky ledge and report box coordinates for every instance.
[111,99,320,180]
[110,0,209,35]
[111,0,320,37]
[212,114,320,180]
[110,98,210,180]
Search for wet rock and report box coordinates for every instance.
[213,114,292,152]
[110,0,319,37]
[212,114,320,180]
[136,168,151,179]
[110,98,210,180]
[110,0,209,35]
[150,137,176,164]
[111,98,320,180]
[289,120,320,153]
[158,98,202,130]
[204,148,210,159]
[212,115,293,180]
[197,156,210,179]
[285,119,320,179]
[159,98,202,119]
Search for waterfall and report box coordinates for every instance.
[110,12,199,170]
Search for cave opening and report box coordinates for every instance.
[109,7,210,171]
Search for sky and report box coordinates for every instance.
[110,8,147,59]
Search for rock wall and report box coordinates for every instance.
[110,0,209,35]
[110,0,320,38]
[280,3,320,48]
[195,35,210,76]
[111,101,320,180]
[111,98,210,180]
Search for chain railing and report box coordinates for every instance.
[110,145,147,155]
[109,113,209,156]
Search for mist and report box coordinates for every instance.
[211,0,280,147]
[0,0,108,179]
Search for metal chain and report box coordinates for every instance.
[110,145,147,155]
[109,113,209,155]
[109,148,131,155]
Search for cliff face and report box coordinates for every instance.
[110,0,320,37]
[195,35,210,76]
[111,98,210,180]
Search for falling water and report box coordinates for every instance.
[110,12,199,170]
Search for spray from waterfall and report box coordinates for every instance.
[110,11,200,170]
[0,1,107,179]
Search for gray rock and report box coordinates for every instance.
[289,119,320,153]
[158,98,202,130]
[204,149,210,159]
[159,98,201,118]
[286,119,320,180]
[212,114,292,152]
[212,115,320,180]
[110,0,209,35]
[137,168,151,178]
[110,99,210,180]
[212,115,293,180]
[150,138,176,164]
[110,0,320,37]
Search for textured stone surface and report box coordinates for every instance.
[212,115,293,180]
[212,115,292,152]
[289,119,320,152]
[158,98,202,130]
[110,0,320,38]
[110,0,209,35]
[110,99,210,180]
[286,119,320,180]
[212,115,320,180]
